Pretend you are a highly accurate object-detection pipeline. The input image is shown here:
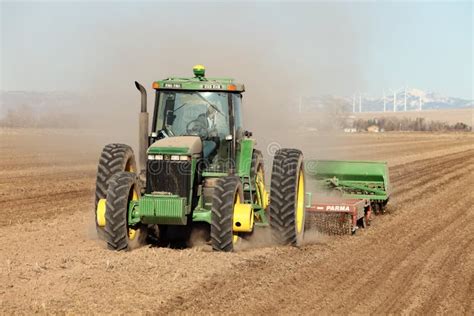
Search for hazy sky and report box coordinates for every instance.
[1,1,473,99]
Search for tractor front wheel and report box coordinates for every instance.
[211,176,244,252]
[104,171,145,251]
[269,148,305,246]
[95,143,137,239]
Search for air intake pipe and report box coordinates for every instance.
[134,81,148,175]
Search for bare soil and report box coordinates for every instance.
[0,129,473,315]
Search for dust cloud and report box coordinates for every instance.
[3,2,368,158]
[3,2,370,247]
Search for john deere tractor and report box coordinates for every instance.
[94,65,305,251]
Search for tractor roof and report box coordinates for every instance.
[153,65,245,92]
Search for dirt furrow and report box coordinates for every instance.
[389,148,474,185]
[157,145,474,315]
[370,194,473,314]
[1,131,472,314]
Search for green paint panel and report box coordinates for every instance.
[192,210,211,224]
[139,194,187,225]
[305,160,391,201]
[147,147,189,155]
[237,139,254,177]
[254,208,269,226]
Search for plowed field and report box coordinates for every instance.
[1,129,473,314]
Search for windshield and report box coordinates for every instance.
[155,91,230,139]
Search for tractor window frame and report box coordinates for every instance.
[232,93,244,140]
[154,90,232,137]
[152,90,161,133]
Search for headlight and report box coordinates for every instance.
[149,154,187,161]
[148,154,164,160]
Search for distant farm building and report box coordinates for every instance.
[367,125,380,133]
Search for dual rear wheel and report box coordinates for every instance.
[269,149,306,246]
[211,148,305,252]
[94,144,145,250]
[94,144,137,240]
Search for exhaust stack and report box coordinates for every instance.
[134,81,149,175]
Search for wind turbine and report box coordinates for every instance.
[389,87,405,112]
[393,90,397,112]
[404,86,407,112]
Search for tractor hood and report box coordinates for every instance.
[147,136,202,156]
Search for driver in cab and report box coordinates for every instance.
[195,107,218,159]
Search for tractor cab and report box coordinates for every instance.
[150,65,245,172]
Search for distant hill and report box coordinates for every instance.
[352,89,473,112]
[300,88,473,113]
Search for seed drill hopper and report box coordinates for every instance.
[304,160,391,234]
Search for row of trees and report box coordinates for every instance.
[352,117,471,132]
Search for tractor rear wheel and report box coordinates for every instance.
[104,171,145,251]
[95,144,136,239]
[211,176,244,252]
[269,148,305,246]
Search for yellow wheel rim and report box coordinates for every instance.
[256,167,269,209]
[96,199,107,227]
[233,193,241,244]
[128,187,139,241]
[296,169,305,233]
[128,228,137,240]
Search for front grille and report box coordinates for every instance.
[146,160,192,199]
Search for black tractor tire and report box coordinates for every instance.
[211,176,243,252]
[104,171,145,251]
[269,148,305,246]
[94,144,137,238]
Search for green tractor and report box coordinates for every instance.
[94,65,306,251]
